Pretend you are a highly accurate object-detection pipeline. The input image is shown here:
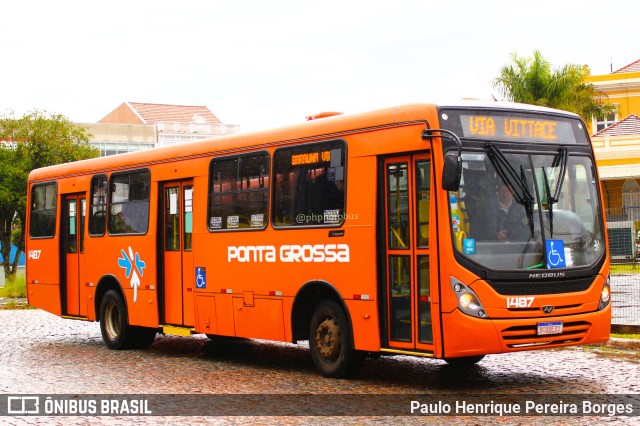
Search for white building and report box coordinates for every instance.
[87,102,241,155]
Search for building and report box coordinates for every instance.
[80,102,240,156]
[81,122,157,157]
[587,59,640,134]
[586,60,640,224]
[98,102,241,149]
[586,59,640,260]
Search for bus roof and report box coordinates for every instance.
[27,101,580,182]
[437,99,582,118]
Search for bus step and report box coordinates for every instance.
[162,325,195,337]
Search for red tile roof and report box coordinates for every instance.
[612,59,640,74]
[593,114,640,137]
[127,102,222,124]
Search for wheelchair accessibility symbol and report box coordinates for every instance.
[195,267,206,289]
[545,240,566,269]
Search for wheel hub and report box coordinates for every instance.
[315,318,342,360]
[104,302,121,340]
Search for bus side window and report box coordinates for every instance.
[29,183,57,238]
[108,170,150,235]
[89,175,108,236]
[208,153,269,231]
[272,140,346,227]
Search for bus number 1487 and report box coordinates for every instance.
[506,297,535,308]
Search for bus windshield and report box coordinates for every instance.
[450,147,605,271]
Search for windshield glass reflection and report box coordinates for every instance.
[450,148,604,271]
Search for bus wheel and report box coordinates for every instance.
[99,289,148,350]
[443,355,485,367]
[309,300,364,378]
[132,327,157,349]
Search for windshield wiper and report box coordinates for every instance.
[486,144,535,238]
[541,147,568,238]
[542,167,555,237]
[552,147,568,197]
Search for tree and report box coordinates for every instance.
[0,111,98,282]
[493,50,617,123]
[0,146,26,282]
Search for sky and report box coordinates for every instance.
[1,0,639,132]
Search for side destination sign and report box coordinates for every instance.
[228,244,350,263]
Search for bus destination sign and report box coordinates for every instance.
[459,114,578,144]
[291,150,331,166]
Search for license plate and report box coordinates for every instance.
[537,321,563,335]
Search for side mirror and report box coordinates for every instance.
[442,153,462,191]
[422,128,463,192]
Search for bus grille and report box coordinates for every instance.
[501,321,591,348]
[488,277,594,295]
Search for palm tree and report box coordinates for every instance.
[493,50,616,123]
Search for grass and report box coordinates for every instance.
[611,333,640,340]
[0,275,33,310]
[0,275,27,298]
[610,263,640,274]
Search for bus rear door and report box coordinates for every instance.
[61,193,87,317]
[383,154,435,353]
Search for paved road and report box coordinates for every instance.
[1,309,638,425]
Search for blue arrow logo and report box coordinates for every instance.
[117,246,146,302]
[118,249,133,278]
[135,252,146,277]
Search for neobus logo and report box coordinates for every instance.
[528,272,566,279]
[228,244,350,263]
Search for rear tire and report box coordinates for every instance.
[99,289,155,350]
[309,300,364,378]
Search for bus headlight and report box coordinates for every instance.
[450,277,488,319]
[598,273,611,311]
[459,293,476,309]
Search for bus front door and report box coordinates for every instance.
[162,180,195,326]
[62,194,86,317]
[383,155,434,352]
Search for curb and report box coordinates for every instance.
[0,297,28,307]
[605,337,640,351]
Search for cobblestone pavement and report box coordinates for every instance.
[1,309,639,425]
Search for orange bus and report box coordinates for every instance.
[26,102,611,377]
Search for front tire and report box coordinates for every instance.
[309,300,364,378]
[99,289,155,350]
[444,355,485,367]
